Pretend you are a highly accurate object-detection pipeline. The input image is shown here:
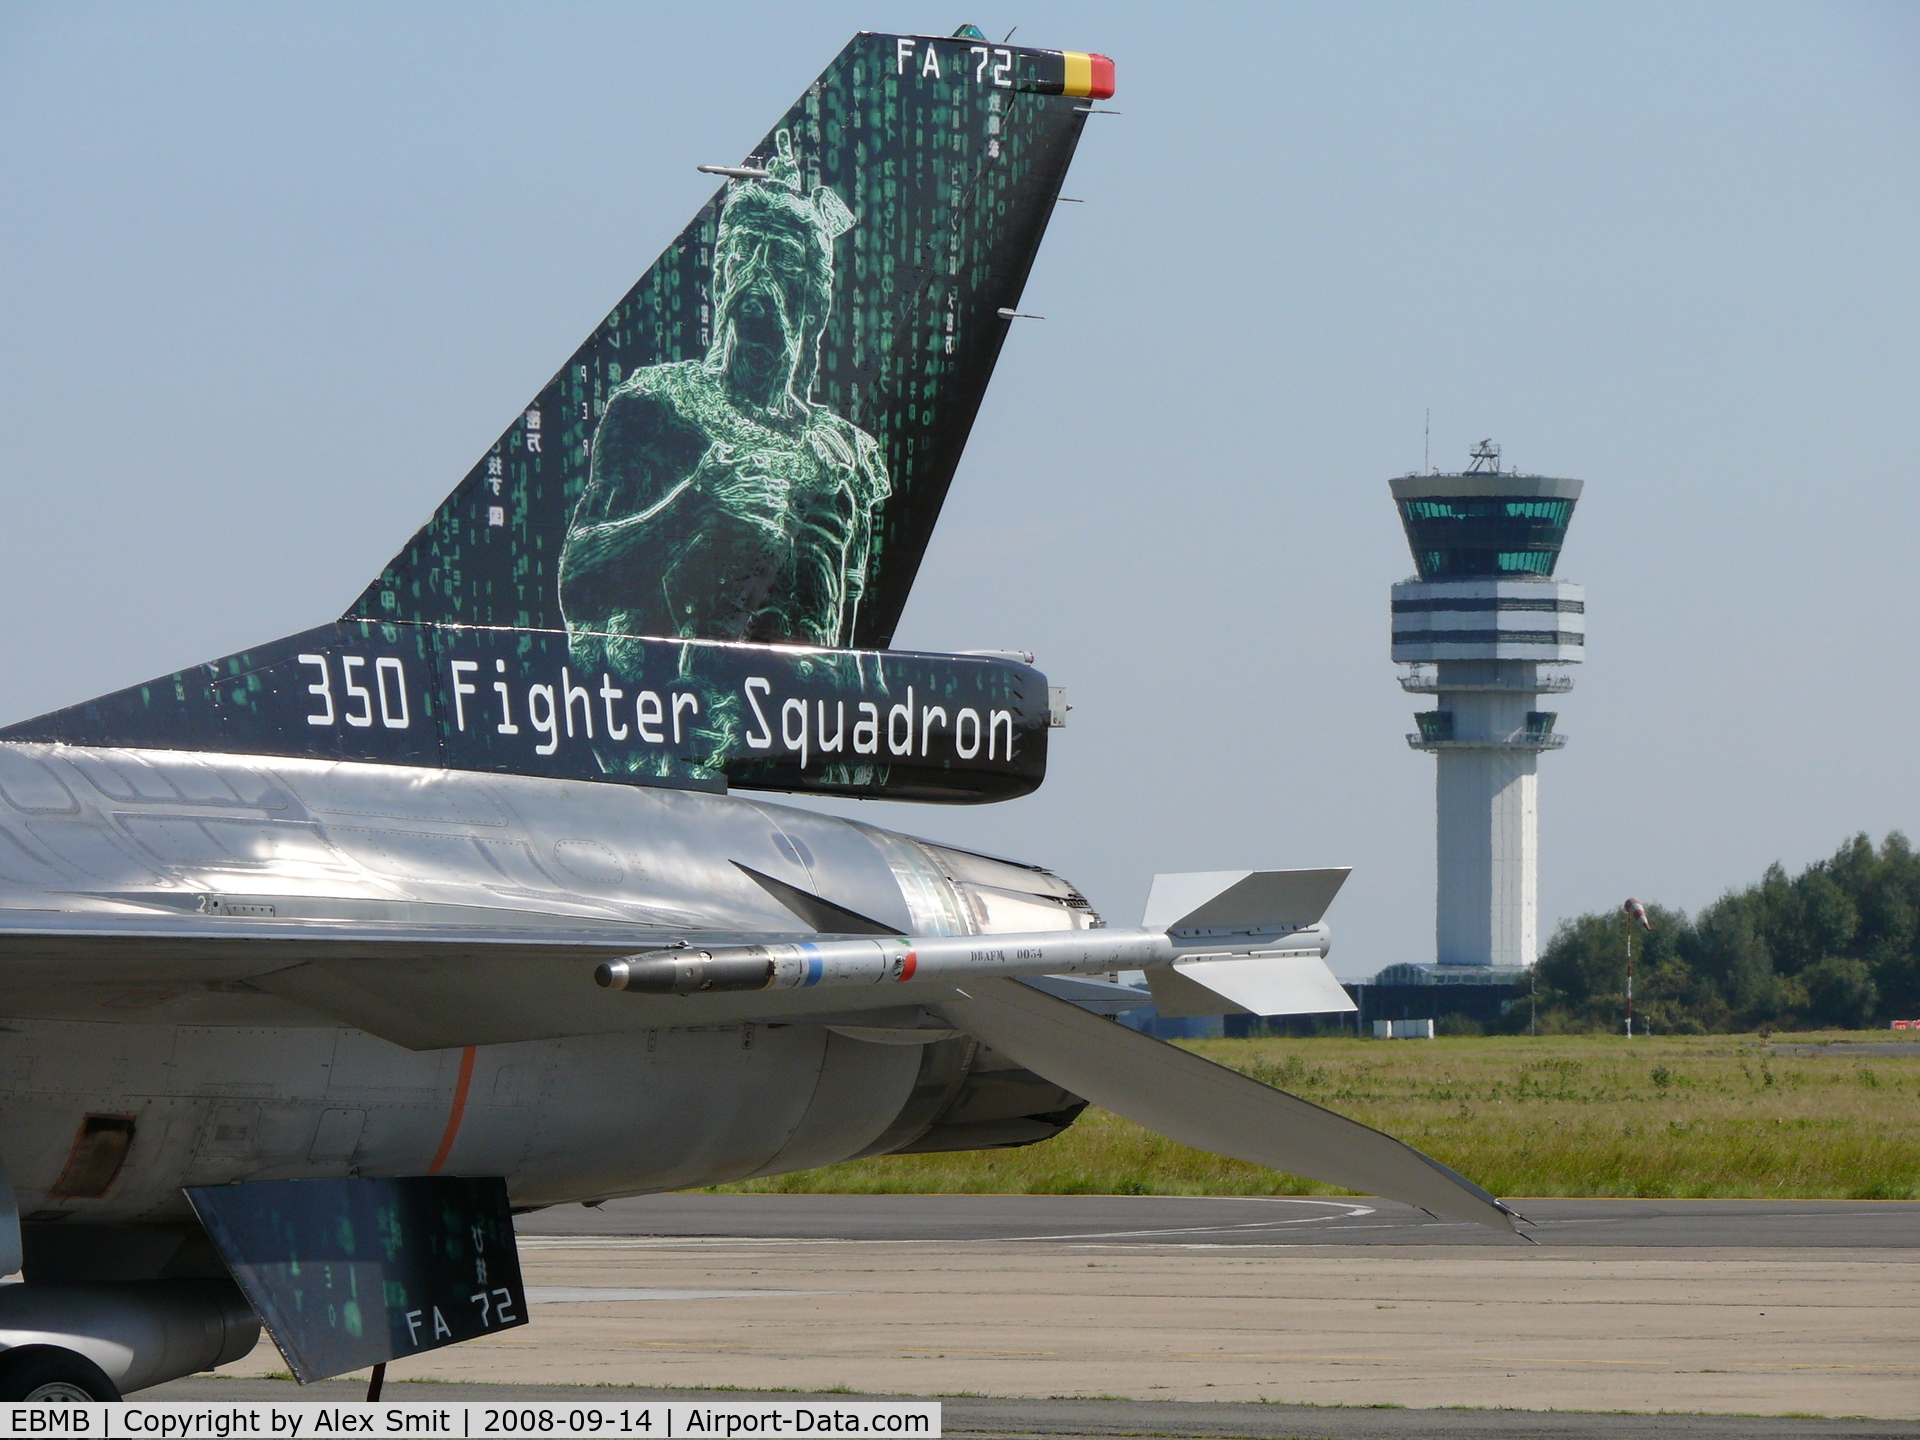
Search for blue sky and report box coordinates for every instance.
[3,3,1916,975]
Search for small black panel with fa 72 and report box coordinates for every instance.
[184,1175,527,1383]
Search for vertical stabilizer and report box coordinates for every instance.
[4,35,1113,805]
[351,33,1112,654]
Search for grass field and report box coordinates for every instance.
[712,1032,1920,1200]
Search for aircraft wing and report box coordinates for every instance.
[0,908,665,980]
[0,864,1355,1049]
[0,909,954,1049]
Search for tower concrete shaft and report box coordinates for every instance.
[1390,465,1584,971]
[1429,660,1546,968]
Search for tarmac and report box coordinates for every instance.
[148,1378,1919,1440]
[517,1192,1920,1248]
[169,1195,1919,1434]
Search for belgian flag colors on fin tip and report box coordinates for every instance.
[1062,53,1117,100]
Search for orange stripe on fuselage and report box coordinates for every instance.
[427,1045,478,1175]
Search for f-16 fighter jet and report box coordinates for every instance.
[0,30,1515,1401]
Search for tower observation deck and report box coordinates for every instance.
[1390,442,1584,972]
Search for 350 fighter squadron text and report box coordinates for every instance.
[299,651,1021,770]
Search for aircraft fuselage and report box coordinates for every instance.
[0,742,1095,1226]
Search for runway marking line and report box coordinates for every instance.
[1001,1206,1381,1243]
[513,1236,1918,1267]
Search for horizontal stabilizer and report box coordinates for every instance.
[1147,954,1356,1018]
[1143,868,1350,938]
[935,976,1516,1231]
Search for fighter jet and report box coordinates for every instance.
[0,30,1516,1401]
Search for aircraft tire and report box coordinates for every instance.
[0,1345,123,1401]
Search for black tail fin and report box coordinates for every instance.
[4,34,1110,804]
[352,31,1110,653]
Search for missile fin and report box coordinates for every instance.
[1143,868,1351,935]
[1146,954,1355,1018]
[1172,954,1355,1016]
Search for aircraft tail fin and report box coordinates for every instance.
[350,32,1112,653]
[2,33,1112,806]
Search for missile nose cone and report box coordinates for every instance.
[593,947,777,995]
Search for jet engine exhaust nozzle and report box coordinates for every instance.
[596,949,778,995]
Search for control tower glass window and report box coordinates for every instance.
[1397,496,1576,578]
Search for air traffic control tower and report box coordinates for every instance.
[1389,442,1584,976]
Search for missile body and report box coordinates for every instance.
[594,923,1329,996]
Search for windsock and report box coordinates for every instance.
[1623,897,1652,931]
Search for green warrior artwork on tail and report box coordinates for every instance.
[561,132,889,659]
[344,32,1101,656]
[7,34,1113,804]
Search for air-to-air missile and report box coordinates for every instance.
[595,867,1354,1014]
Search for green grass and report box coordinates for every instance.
[707,1032,1920,1200]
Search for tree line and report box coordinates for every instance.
[1535,832,1920,1033]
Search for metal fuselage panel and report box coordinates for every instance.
[0,744,1092,1223]
[2,1018,924,1223]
